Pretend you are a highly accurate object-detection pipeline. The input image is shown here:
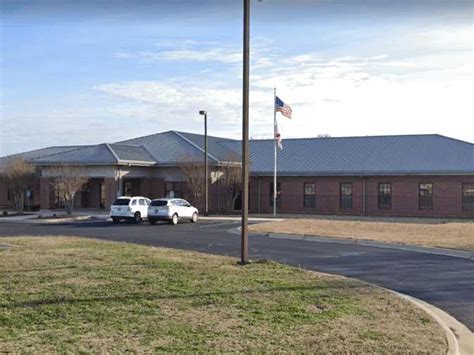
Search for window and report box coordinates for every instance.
[54,186,65,208]
[378,183,392,209]
[112,198,131,206]
[181,199,191,207]
[419,183,433,210]
[131,199,137,206]
[304,183,316,208]
[24,186,34,202]
[462,183,474,211]
[165,182,183,198]
[139,199,146,206]
[269,182,281,207]
[340,183,353,209]
[150,200,168,207]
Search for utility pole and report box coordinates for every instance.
[199,110,209,216]
[240,0,250,264]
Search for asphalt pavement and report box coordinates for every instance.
[0,219,473,330]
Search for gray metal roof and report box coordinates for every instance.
[109,144,156,163]
[1,131,472,175]
[31,144,118,165]
[220,134,474,175]
[115,130,239,165]
[175,131,241,163]
[0,146,86,164]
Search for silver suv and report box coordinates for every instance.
[148,198,199,225]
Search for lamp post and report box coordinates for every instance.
[199,110,209,216]
[240,0,250,264]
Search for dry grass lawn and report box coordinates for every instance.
[0,237,446,353]
[250,218,474,251]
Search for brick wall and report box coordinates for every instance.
[103,178,118,209]
[250,175,474,218]
[0,179,9,209]
[39,178,51,209]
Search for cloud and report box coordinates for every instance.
[115,48,242,64]
[100,30,474,145]
[2,21,472,156]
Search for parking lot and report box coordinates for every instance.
[0,219,473,330]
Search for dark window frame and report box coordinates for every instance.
[269,182,281,208]
[418,182,433,210]
[303,182,316,208]
[165,182,183,199]
[340,182,353,209]
[378,182,392,209]
[462,183,474,211]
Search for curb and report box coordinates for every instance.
[0,215,111,225]
[305,269,473,355]
[390,291,473,355]
[266,233,474,260]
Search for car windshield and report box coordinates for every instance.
[150,200,168,207]
[112,198,130,206]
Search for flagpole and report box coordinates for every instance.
[273,87,277,217]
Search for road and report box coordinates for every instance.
[0,219,473,330]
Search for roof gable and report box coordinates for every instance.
[115,130,239,165]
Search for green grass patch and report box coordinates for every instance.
[0,237,446,353]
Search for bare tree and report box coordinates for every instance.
[180,162,206,209]
[219,163,242,212]
[1,157,35,213]
[49,165,88,215]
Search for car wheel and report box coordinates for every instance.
[170,213,178,225]
[149,219,156,225]
[191,212,198,223]
[134,212,142,224]
[112,217,120,223]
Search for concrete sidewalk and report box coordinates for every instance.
[0,210,110,224]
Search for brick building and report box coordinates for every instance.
[0,130,473,218]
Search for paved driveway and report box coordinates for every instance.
[0,219,473,330]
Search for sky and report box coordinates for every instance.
[0,0,473,156]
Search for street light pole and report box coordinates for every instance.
[240,0,250,264]
[199,110,209,216]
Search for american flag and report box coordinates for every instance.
[275,96,292,119]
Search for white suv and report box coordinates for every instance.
[148,198,199,225]
[110,196,151,223]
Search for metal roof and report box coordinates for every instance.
[1,132,472,175]
[31,144,118,165]
[220,134,474,175]
[174,131,241,163]
[115,130,239,165]
[0,146,86,164]
[108,144,156,163]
